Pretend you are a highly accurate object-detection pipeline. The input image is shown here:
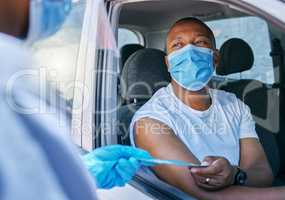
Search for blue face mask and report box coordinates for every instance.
[25,0,72,45]
[167,44,214,91]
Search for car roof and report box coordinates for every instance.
[119,0,246,31]
[116,0,285,31]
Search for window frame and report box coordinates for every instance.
[71,0,102,150]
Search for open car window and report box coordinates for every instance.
[114,0,285,199]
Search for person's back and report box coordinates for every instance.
[0,34,68,200]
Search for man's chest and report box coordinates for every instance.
[171,105,241,137]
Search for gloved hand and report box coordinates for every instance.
[83,145,154,189]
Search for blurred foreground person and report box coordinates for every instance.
[0,1,151,199]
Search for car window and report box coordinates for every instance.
[118,28,143,49]
[32,1,86,112]
[206,16,274,84]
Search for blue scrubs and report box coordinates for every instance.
[0,33,98,200]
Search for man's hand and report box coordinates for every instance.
[190,156,236,190]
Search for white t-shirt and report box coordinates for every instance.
[130,84,258,165]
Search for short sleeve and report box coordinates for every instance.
[238,99,259,139]
[129,110,175,148]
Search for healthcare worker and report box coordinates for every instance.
[0,0,154,199]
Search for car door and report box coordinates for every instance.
[72,0,285,199]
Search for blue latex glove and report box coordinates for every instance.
[83,145,154,189]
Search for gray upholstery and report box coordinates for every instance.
[256,126,280,178]
[117,102,146,145]
[120,44,144,71]
[217,38,254,75]
[121,48,171,101]
[216,38,281,178]
[118,48,171,145]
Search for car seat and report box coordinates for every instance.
[117,48,171,145]
[120,44,144,72]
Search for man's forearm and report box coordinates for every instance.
[201,186,285,200]
[184,179,284,200]
[239,138,273,187]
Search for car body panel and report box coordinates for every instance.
[97,184,153,200]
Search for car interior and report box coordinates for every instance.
[115,0,285,189]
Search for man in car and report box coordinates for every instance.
[130,17,282,199]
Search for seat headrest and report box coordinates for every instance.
[120,44,144,69]
[121,48,171,101]
[216,38,254,75]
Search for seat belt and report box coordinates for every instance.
[270,38,285,176]
[270,38,284,87]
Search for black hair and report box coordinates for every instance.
[168,17,216,48]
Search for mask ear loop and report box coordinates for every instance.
[200,49,215,99]
[213,50,219,71]
[205,85,214,112]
